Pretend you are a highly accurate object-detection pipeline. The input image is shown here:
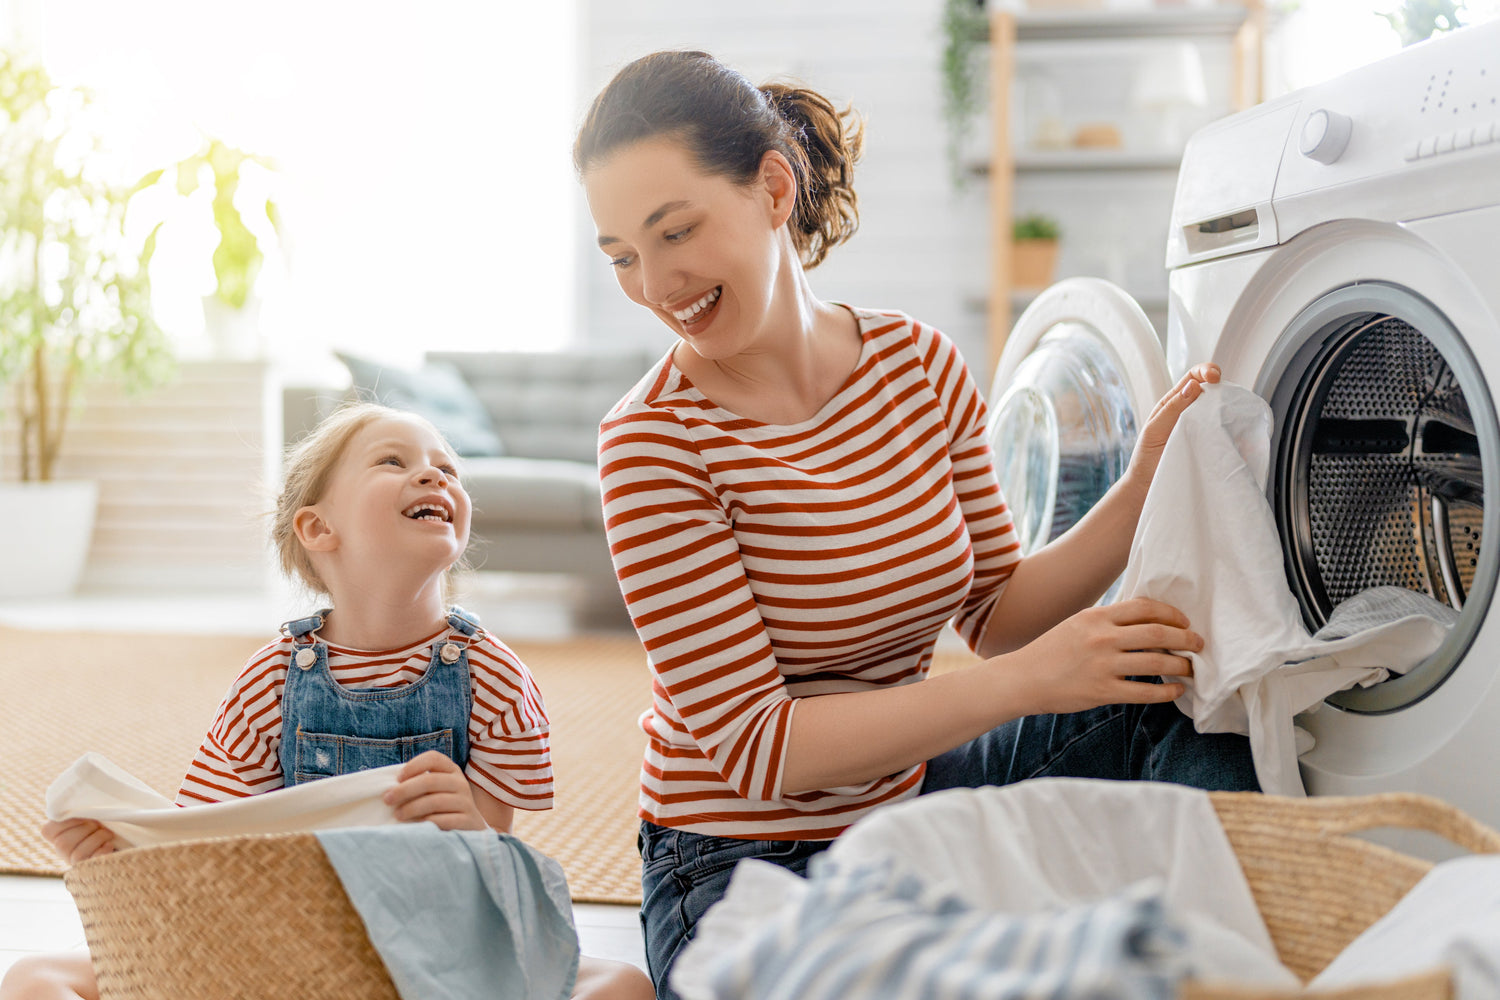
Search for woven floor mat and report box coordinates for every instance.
[0,626,654,905]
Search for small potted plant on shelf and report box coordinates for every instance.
[1011,213,1061,290]
[136,137,282,357]
[0,53,173,597]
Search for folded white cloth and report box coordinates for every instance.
[830,778,1297,986]
[675,779,1299,998]
[1117,383,1457,795]
[45,752,400,849]
[1311,853,1500,998]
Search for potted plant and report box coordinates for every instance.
[941,0,989,188]
[1011,213,1061,290]
[1381,0,1465,45]
[137,137,282,357]
[0,53,173,597]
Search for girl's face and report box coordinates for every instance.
[583,137,795,361]
[301,414,471,579]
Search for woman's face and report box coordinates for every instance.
[583,137,794,360]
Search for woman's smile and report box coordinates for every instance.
[670,286,722,335]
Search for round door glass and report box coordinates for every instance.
[988,322,1140,558]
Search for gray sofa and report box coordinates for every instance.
[283,347,663,610]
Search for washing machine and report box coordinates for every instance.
[987,21,1500,837]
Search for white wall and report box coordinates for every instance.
[573,0,992,375]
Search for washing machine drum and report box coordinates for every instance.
[1266,285,1498,711]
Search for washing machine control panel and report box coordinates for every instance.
[1169,20,1500,268]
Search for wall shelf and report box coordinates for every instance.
[984,2,1265,374]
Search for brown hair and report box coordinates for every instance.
[573,50,864,269]
[271,402,463,596]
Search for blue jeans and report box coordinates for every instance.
[636,700,1257,1000]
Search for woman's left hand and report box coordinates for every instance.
[1124,363,1220,496]
[384,750,487,831]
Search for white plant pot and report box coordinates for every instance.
[0,480,99,599]
[201,294,264,359]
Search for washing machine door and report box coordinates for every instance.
[986,278,1170,574]
[1257,281,1499,713]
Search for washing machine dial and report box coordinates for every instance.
[1299,109,1353,164]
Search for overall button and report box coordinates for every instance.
[440,642,462,664]
[296,648,317,670]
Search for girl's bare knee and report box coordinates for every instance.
[572,955,654,1000]
[0,952,98,1000]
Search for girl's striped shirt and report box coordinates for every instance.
[599,307,1021,839]
[177,623,554,811]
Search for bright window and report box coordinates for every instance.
[7,0,577,369]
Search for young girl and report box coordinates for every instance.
[1,403,651,1000]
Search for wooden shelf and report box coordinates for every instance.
[983,1,1265,377]
[1004,6,1250,41]
[970,150,1184,175]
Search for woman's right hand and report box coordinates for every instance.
[41,818,116,864]
[1019,597,1200,715]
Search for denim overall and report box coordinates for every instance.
[277,607,480,785]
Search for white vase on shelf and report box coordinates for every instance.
[201,293,265,360]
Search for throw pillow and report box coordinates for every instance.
[336,351,505,458]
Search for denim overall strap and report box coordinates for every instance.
[277,609,476,786]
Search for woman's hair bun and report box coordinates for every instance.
[575,50,864,269]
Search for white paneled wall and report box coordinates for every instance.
[574,0,994,379]
[2,362,279,591]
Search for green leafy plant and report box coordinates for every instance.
[1380,0,1466,45]
[0,53,172,482]
[138,138,281,309]
[941,0,989,188]
[1013,214,1061,241]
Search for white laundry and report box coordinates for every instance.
[676,779,1299,996]
[1311,853,1500,998]
[1117,383,1458,796]
[673,860,1186,1000]
[45,752,400,849]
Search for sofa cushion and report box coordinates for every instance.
[336,352,506,458]
[429,349,662,464]
[461,457,605,531]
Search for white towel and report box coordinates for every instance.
[45,752,400,849]
[1117,383,1457,795]
[1311,853,1500,998]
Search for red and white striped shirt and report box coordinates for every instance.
[599,308,1021,839]
[177,623,554,811]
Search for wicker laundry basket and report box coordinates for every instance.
[65,832,400,999]
[1182,790,1500,1000]
[62,792,1500,1000]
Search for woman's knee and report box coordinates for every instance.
[0,952,98,1000]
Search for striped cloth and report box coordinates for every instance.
[671,857,1185,1000]
[177,622,554,812]
[599,307,1021,838]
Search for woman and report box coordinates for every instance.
[575,50,1257,999]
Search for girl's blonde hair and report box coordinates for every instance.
[272,402,461,595]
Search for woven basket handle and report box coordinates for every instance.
[1285,791,1500,856]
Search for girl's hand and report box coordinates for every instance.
[384,750,488,831]
[41,818,116,864]
[1124,363,1220,497]
[1020,597,1199,715]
